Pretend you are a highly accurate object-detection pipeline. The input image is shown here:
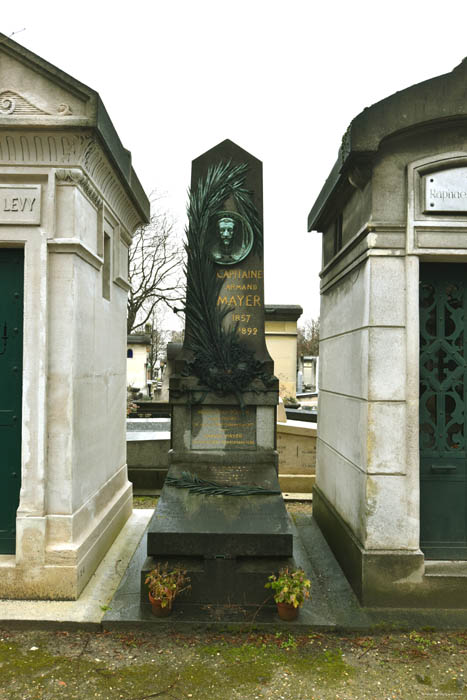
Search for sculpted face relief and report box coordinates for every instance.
[210,211,254,265]
[218,217,235,250]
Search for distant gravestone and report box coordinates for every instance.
[143,140,293,607]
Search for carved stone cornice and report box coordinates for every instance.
[0,131,143,234]
[55,168,102,209]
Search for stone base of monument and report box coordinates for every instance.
[142,463,293,607]
[141,555,294,608]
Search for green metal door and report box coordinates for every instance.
[0,249,23,554]
[420,262,467,559]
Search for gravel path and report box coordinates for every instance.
[3,500,465,698]
[1,627,467,699]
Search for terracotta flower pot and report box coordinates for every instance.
[148,592,172,617]
[277,602,299,621]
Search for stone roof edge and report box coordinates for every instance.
[265,304,303,322]
[307,58,467,232]
[127,334,151,344]
[0,32,150,224]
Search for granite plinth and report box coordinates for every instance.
[146,464,293,559]
[141,554,291,606]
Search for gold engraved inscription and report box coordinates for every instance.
[191,406,256,450]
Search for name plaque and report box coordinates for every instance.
[191,406,256,450]
[424,168,467,213]
[0,185,41,225]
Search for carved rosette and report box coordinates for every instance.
[0,95,15,115]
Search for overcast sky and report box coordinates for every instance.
[4,0,467,329]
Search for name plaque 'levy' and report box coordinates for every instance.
[424,168,467,213]
[191,406,256,450]
[0,185,41,225]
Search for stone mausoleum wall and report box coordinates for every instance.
[0,34,149,598]
[309,58,467,606]
[264,304,302,398]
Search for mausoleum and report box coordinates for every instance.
[309,58,467,606]
[264,304,302,397]
[0,34,149,598]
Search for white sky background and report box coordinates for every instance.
[4,0,467,330]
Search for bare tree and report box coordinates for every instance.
[127,195,184,334]
[297,317,320,357]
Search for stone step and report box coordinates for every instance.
[279,474,315,493]
[141,554,293,607]
[282,492,313,502]
[424,561,467,577]
[130,471,316,496]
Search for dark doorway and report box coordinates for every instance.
[0,248,24,554]
[420,262,467,559]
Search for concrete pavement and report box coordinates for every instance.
[3,507,467,631]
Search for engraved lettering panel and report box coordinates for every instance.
[425,168,467,213]
[0,185,41,225]
[216,268,263,340]
[191,406,256,450]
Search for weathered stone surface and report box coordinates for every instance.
[141,554,287,607]
[276,422,316,475]
[310,59,467,607]
[191,406,256,450]
[189,140,270,362]
[144,142,290,605]
[0,33,149,599]
[147,464,292,558]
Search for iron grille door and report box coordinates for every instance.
[0,249,23,554]
[420,263,467,559]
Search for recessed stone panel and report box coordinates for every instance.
[0,185,40,225]
[191,406,256,450]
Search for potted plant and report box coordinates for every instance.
[283,395,300,409]
[144,562,191,617]
[265,566,311,620]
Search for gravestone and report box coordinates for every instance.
[142,140,293,606]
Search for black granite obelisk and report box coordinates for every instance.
[142,140,293,607]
